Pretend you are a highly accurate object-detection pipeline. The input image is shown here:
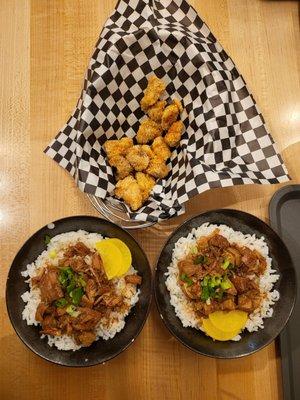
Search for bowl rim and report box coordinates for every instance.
[154,208,297,359]
[6,215,153,367]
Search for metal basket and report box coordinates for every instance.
[87,194,155,230]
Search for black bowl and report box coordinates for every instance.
[6,216,152,367]
[155,209,296,358]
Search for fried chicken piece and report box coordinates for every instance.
[109,155,133,180]
[165,120,184,147]
[146,156,169,179]
[141,145,155,159]
[115,176,143,211]
[151,137,171,161]
[126,146,149,171]
[136,172,155,201]
[173,98,183,113]
[147,100,167,123]
[136,119,162,144]
[141,76,166,111]
[103,137,133,159]
[161,103,180,131]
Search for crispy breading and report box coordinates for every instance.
[141,76,166,111]
[141,145,155,159]
[115,176,143,211]
[151,137,171,161]
[109,155,133,180]
[126,146,149,171]
[136,119,162,144]
[147,100,167,123]
[146,156,169,179]
[136,172,156,201]
[103,137,133,159]
[161,103,180,131]
[173,98,183,113]
[164,120,184,147]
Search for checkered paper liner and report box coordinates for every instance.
[45,0,289,223]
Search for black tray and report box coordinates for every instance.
[269,185,300,400]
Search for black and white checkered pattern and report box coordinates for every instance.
[45,0,289,222]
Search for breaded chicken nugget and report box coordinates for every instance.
[146,156,169,179]
[164,120,184,147]
[136,119,162,144]
[151,137,171,161]
[136,172,156,201]
[161,103,179,131]
[141,145,155,159]
[141,76,166,111]
[103,137,133,159]
[109,155,133,180]
[161,98,183,131]
[126,145,149,171]
[173,98,183,113]
[115,176,143,211]
[147,100,166,123]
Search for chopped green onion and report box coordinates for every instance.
[55,298,68,308]
[201,276,209,287]
[66,305,80,318]
[180,273,193,287]
[44,235,51,245]
[58,267,74,287]
[210,275,221,288]
[214,289,224,300]
[221,259,230,270]
[201,286,210,301]
[220,277,232,290]
[69,287,84,305]
[67,281,76,294]
[75,274,86,288]
[200,275,231,301]
[194,255,208,265]
[190,246,198,255]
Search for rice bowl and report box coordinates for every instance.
[21,230,140,351]
[154,209,296,358]
[165,222,280,341]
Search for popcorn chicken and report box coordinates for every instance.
[173,98,183,113]
[151,137,171,161]
[141,76,166,111]
[102,75,184,210]
[147,100,166,123]
[141,145,155,159]
[109,155,133,180]
[126,145,150,171]
[115,176,143,211]
[161,104,179,131]
[146,156,169,179]
[164,120,184,147]
[161,99,183,130]
[136,172,156,201]
[136,119,162,144]
[103,137,133,159]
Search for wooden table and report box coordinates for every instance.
[1,1,299,399]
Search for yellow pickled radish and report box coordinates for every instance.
[95,240,124,280]
[209,310,248,333]
[202,318,240,341]
[108,238,132,275]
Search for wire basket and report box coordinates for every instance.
[87,194,155,230]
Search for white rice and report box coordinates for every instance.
[165,223,280,340]
[21,230,140,351]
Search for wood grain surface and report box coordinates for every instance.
[0,1,299,399]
